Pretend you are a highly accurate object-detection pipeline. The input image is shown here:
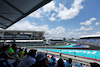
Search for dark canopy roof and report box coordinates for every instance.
[0,0,52,29]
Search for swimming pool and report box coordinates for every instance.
[39,43,100,60]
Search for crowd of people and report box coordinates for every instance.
[77,39,100,46]
[0,43,100,67]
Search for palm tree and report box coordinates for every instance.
[63,37,66,45]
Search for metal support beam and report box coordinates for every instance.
[30,34,33,39]
[1,31,4,39]
[3,0,24,15]
[0,23,7,27]
[0,15,13,23]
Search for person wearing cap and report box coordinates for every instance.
[17,49,37,67]
[31,52,50,67]
[64,58,72,67]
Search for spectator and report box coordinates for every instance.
[17,49,37,67]
[65,58,72,67]
[60,53,62,57]
[54,58,64,67]
[19,49,25,58]
[31,52,50,67]
[11,43,17,52]
[90,62,100,67]
[1,45,18,59]
[80,63,83,67]
[74,62,80,67]
[7,45,14,54]
[24,48,27,56]
[1,45,19,67]
[82,64,87,67]
[7,44,19,58]
[49,55,56,66]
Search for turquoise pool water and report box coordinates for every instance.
[39,43,100,60]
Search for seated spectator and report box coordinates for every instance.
[82,64,87,67]
[63,59,67,63]
[1,45,19,67]
[24,48,27,56]
[56,56,60,63]
[80,63,83,67]
[54,58,64,67]
[1,45,19,59]
[74,62,81,67]
[31,52,50,67]
[7,44,17,56]
[11,43,17,52]
[7,45,14,54]
[49,55,56,66]
[90,62,100,67]
[17,49,37,67]
[65,58,72,67]
[19,49,25,58]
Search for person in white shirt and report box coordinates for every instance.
[17,49,37,67]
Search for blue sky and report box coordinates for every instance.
[7,0,100,39]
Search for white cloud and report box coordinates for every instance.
[29,9,43,18]
[96,31,100,34]
[56,0,84,20]
[42,1,58,13]
[49,13,57,21]
[66,32,87,38]
[49,26,65,35]
[7,21,91,38]
[7,21,49,31]
[7,21,65,38]
[29,0,84,20]
[49,16,57,21]
[80,17,96,26]
[72,26,93,31]
[95,22,99,25]
[31,22,36,25]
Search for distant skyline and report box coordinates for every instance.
[7,0,100,39]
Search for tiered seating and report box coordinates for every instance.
[77,39,100,46]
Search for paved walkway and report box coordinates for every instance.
[37,50,100,65]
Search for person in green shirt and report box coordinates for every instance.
[7,46,14,53]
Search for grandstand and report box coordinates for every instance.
[0,30,45,40]
[77,35,100,47]
[0,29,45,46]
[45,38,65,45]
